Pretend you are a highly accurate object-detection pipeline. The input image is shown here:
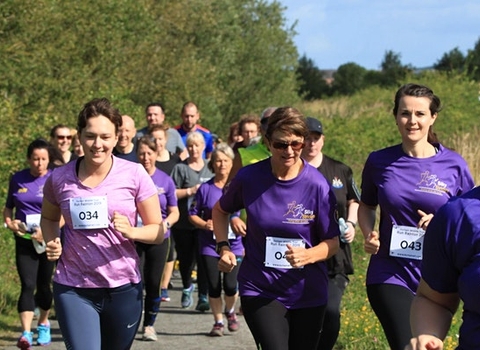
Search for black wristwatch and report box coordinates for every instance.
[216,241,231,254]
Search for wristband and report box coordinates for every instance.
[346,220,356,228]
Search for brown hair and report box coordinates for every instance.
[77,98,122,134]
[265,107,308,141]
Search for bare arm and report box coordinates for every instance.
[189,214,213,231]
[358,201,380,255]
[406,279,459,350]
[114,194,164,244]
[212,201,237,272]
[343,200,359,243]
[164,205,180,232]
[41,197,63,261]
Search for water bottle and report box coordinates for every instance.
[338,218,349,243]
[30,224,46,254]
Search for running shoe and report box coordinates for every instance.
[208,322,224,337]
[195,294,210,312]
[225,311,239,332]
[181,284,194,308]
[17,331,33,350]
[142,326,158,341]
[37,322,51,346]
[160,288,171,302]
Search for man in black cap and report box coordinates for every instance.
[302,117,360,350]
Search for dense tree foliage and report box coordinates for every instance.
[0,0,300,135]
[331,63,367,95]
[434,47,466,73]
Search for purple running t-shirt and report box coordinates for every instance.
[189,178,243,257]
[150,168,178,239]
[6,168,51,223]
[43,157,158,288]
[422,187,480,349]
[361,143,474,293]
[219,158,340,309]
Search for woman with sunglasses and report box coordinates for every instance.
[213,107,339,350]
[49,124,77,164]
[358,84,474,350]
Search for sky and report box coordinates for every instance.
[277,0,480,70]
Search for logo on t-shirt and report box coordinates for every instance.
[18,188,27,193]
[282,200,315,224]
[156,186,166,195]
[416,171,449,196]
[332,177,344,189]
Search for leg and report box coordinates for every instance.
[289,305,325,350]
[367,283,414,350]
[317,274,349,350]
[100,282,143,350]
[172,228,196,289]
[160,237,176,299]
[53,282,102,350]
[241,296,290,350]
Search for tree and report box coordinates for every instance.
[331,63,367,95]
[434,47,466,73]
[380,50,411,87]
[466,37,480,81]
[296,54,330,100]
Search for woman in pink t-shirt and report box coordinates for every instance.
[40,98,164,350]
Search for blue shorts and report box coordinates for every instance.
[53,281,143,350]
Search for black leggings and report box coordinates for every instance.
[15,237,54,312]
[241,296,325,350]
[317,273,349,350]
[201,255,240,298]
[136,237,170,328]
[172,228,208,295]
[367,283,414,350]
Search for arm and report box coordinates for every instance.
[212,201,237,272]
[113,194,164,244]
[285,237,339,268]
[358,201,380,254]
[3,206,25,236]
[343,200,359,243]
[189,214,213,231]
[175,184,200,200]
[164,205,179,232]
[406,279,459,350]
[41,197,63,261]
[227,153,242,184]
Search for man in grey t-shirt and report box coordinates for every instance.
[136,102,187,159]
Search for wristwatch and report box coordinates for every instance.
[216,241,231,254]
[165,221,171,229]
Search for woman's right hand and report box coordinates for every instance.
[218,250,236,273]
[405,335,443,350]
[364,231,380,254]
[46,237,62,261]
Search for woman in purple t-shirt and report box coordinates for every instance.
[136,136,179,341]
[213,107,340,350]
[189,143,244,337]
[3,138,54,348]
[40,98,164,350]
[358,84,474,350]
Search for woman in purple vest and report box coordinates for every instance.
[212,107,340,350]
[358,83,474,350]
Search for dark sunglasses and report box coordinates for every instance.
[56,135,72,140]
[270,140,304,151]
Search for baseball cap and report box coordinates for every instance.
[306,117,323,134]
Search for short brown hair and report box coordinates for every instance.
[265,107,308,140]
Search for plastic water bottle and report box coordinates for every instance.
[338,218,349,243]
[30,224,46,254]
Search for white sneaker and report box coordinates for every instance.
[142,326,157,341]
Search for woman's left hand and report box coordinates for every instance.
[112,211,133,239]
[417,210,433,230]
[285,243,309,268]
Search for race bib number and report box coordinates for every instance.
[25,214,41,231]
[265,236,305,269]
[70,196,109,229]
[389,225,425,260]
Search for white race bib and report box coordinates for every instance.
[69,196,109,229]
[265,236,305,269]
[25,214,41,231]
[389,225,425,260]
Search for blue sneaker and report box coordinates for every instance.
[195,294,210,312]
[37,323,51,346]
[181,284,194,308]
[160,288,170,302]
[17,331,33,350]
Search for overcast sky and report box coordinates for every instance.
[277,0,480,70]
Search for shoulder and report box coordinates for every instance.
[195,125,211,134]
[436,144,468,163]
[323,155,351,171]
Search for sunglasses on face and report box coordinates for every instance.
[56,135,72,140]
[270,140,305,151]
